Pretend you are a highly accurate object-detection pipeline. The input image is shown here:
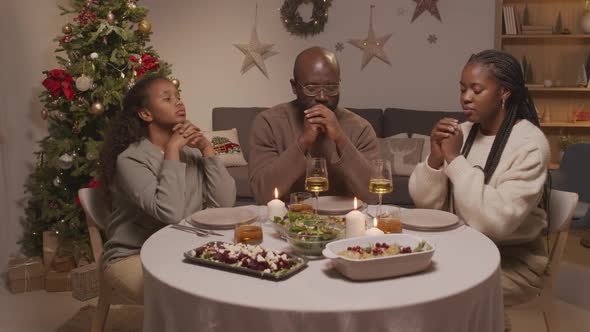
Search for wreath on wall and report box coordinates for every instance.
[280,0,333,37]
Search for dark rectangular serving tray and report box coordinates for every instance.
[183,242,308,281]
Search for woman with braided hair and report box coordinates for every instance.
[409,49,550,306]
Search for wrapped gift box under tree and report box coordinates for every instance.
[45,270,72,292]
[8,257,46,293]
[71,262,99,301]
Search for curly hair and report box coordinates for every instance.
[99,74,168,191]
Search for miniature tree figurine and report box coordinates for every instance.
[522,4,530,26]
[555,11,563,34]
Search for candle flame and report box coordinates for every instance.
[274,187,278,199]
[353,197,357,210]
[373,217,378,228]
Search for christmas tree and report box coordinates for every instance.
[21,0,173,260]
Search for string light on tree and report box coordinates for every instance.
[53,176,62,187]
[72,121,81,134]
[49,111,67,121]
[107,11,115,24]
[41,109,49,120]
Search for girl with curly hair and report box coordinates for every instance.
[99,74,235,303]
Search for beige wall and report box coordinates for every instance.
[0,0,494,273]
[142,0,495,128]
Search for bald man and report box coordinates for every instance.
[248,47,379,204]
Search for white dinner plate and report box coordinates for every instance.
[400,209,460,231]
[189,207,257,230]
[303,196,367,215]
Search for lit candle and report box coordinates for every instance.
[267,187,287,220]
[345,197,365,238]
[365,217,385,236]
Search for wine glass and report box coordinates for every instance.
[305,157,329,215]
[369,159,393,219]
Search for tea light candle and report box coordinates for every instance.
[345,197,365,238]
[365,217,385,236]
[267,187,287,220]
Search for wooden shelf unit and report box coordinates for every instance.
[502,34,590,39]
[496,0,590,166]
[540,121,590,128]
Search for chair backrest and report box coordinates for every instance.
[543,190,578,294]
[560,143,590,203]
[78,188,109,261]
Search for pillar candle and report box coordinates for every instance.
[345,197,365,238]
[267,187,287,220]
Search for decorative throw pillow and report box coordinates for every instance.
[377,137,425,176]
[411,133,431,162]
[202,128,247,167]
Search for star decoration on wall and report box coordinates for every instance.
[427,34,438,44]
[348,5,392,70]
[412,0,442,23]
[234,5,278,79]
[335,42,344,52]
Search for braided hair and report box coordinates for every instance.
[460,49,550,218]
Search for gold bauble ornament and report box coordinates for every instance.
[138,19,152,34]
[90,102,105,115]
[171,78,180,88]
[62,24,73,35]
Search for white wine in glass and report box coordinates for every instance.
[369,159,393,218]
[305,157,329,214]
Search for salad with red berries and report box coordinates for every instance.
[338,241,432,260]
[188,241,305,277]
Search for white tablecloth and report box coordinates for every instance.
[141,205,504,332]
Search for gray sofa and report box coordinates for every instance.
[212,107,465,206]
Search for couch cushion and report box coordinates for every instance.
[203,128,248,167]
[212,107,266,160]
[226,166,252,198]
[383,108,466,137]
[378,137,424,176]
[346,108,384,137]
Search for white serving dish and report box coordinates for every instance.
[322,234,435,281]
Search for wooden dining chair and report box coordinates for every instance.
[78,188,136,332]
[508,189,578,332]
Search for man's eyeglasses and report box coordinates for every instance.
[295,81,340,97]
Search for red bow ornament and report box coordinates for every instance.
[42,69,75,100]
[129,54,160,77]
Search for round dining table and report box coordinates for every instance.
[141,205,504,332]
